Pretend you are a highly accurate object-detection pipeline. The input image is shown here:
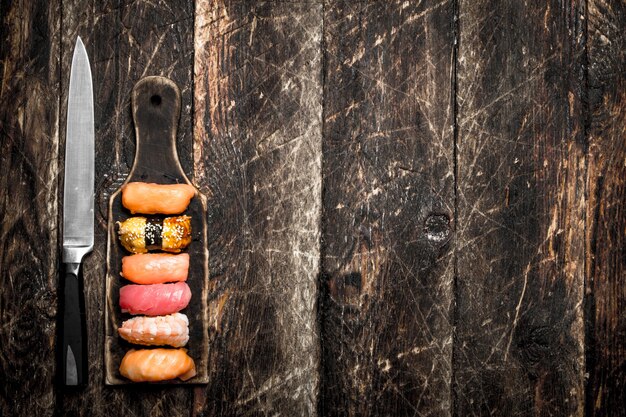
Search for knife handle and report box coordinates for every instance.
[59,262,88,386]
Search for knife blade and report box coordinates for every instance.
[59,36,94,387]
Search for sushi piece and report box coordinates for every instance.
[119,348,196,382]
[121,253,189,284]
[120,282,191,316]
[118,313,189,347]
[117,215,191,253]
[121,182,196,215]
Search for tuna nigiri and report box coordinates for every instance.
[122,182,196,215]
[119,348,196,382]
[118,313,189,347]
[120,282,191,316]
[121,253,189,284]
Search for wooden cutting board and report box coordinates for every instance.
[104,76,209,384]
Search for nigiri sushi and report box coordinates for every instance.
[121,253,189,284]
[118,313,189,347]
[119,348,196,382]
[117,215,191,253]
[120,282,191,316]
[121,182,196,215]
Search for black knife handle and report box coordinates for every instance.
[59,262,88,386]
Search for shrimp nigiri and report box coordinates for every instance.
[122,182,196,215]
[118,313,189,347]
[121,253,189,284]
[119,348,196,382]
[120,282,191,316]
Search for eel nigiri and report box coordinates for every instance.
[121,182,196,215]
[120,282,191,316]
[119,348,196,382]
[118,313,189,347]
[121,253,189,284]
[117,215,191,253]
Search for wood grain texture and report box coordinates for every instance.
[56,0,195,414]
[2,0,626,415]
[586,1,626,415]
[454,0,586,415]
[193,1,322,415]
[0,0,61,415]
[319,1,455,416]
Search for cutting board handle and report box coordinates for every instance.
[128,76,188,184]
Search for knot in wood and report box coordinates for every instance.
[424,214,451,245]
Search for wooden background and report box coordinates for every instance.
[0,0,623,416]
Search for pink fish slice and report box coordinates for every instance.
[118,313,189,347]
[119,282,191,316]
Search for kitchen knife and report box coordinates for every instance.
[59,36,94,386]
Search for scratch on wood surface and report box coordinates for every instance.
[504,262,530,362]
[236,366,309,406]
[404,0,451,24]
[248,15,257,46]
[140,31,170,77]
[208,290,229,333]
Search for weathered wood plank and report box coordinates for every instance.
[193,1,322,415]
[586,1,626,415]
[319,1,455,416]
[454,1,586,415]
[57,0,194,414]
[0,0,61,415]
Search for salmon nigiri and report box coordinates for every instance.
[120,282,191,316]
[118,313,189,347]
[121,182,196,215]
[121,253,189,284]
[119,348,196,382]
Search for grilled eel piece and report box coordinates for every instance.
[117,216,191,253]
